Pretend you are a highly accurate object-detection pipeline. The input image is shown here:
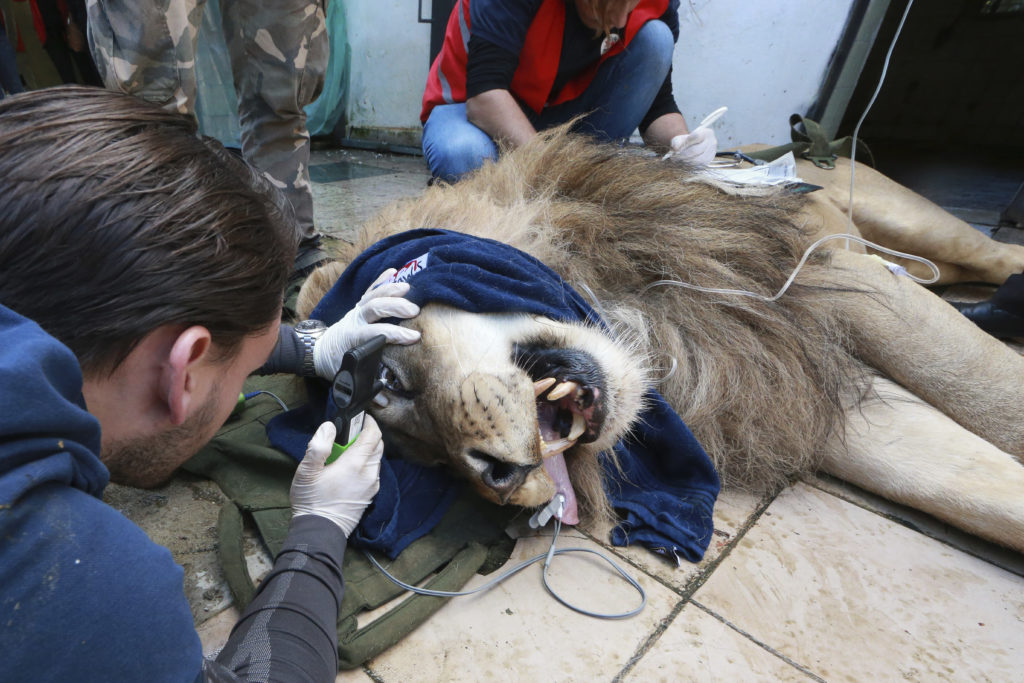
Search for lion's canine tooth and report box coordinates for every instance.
[542,438,574,458]
[372,393,389,408]
[568,413,586,441]
[534,377,557,396]
[547,380,578,401]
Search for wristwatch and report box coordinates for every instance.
[294,319,328,377]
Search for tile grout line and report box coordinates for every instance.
[801,475,1024,578]
[610,488,782,681]
[690,600,828,683]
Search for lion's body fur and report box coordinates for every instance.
[300,129,1024,552]
[322,132,868,492]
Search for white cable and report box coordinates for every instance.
[640,231,940,303]
[647,2,933,306]
[844,0,916,246]
[363,516,647,620]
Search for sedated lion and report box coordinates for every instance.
[298,128,1024,554]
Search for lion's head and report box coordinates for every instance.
[364,304,649,524]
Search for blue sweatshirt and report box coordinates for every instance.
[0,304,203,682]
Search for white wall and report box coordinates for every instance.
[672,0,855,147]
[344,0,432,133]
[342,0,859,147]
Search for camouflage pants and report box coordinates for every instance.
[87,0,328,239]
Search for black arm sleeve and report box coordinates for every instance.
[202,515,348,682]
[639,66,681,134]
[253,325,304,376]
[466,35,521,98]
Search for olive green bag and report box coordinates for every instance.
[183,375,515,669]
[737,114,875,169]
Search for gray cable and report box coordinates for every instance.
[363,517,647,620]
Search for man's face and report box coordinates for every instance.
[101,320,281,488]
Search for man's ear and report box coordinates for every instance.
[162,326,213,426]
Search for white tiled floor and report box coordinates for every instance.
[114,145,1024,682]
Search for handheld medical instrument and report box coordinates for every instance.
[325,334,387,465]
[696,105,728,131]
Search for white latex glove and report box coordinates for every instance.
[664,127,718,166]
[313,268,421,380]
[291,418,383,537]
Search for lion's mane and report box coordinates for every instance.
[314,128,871,502]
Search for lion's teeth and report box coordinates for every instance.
[542,438,574,458]
[372,393,389,408]
[568,413,586,441]
[534,377,557,396]
[547,380,579,401]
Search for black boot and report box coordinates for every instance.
[952,273,1024,339]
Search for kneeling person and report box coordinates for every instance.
[0,86,416,682]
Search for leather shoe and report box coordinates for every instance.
[951,300,1024,339]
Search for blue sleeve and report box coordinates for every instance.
[469,0,544,56]
[0,483,204,682]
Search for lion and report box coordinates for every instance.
[298,128,1024,554]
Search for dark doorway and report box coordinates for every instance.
[840,0,1024,235]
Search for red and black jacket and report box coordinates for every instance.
[421,0,672,123]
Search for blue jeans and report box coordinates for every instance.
[422,19,675,182]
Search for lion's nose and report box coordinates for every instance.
[465,448,535,502]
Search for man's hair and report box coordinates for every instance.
[0,86,299,374]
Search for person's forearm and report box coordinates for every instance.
[641,112,690,151]
[211,515,348,682]
[466,89,537,149]
[254,325,303,376]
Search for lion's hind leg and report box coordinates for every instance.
[823,377,1024,553]
[799,157,1024,285]
[821,249,1024,460]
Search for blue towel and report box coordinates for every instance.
[268,229,720,561]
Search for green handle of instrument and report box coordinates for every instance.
[231,392,246,416]
[325,433,360,465]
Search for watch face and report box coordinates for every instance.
[295,319,327,334]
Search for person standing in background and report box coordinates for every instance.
[88,0,331,279]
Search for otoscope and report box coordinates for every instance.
[325,334,387,464]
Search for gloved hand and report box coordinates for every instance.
[313,268,421,380]
[291,418,384,537]
[663,127,718,166]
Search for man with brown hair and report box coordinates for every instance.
[0,86,414,681]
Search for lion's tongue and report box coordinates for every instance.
[542,452,579,524]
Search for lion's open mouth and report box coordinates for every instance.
[516,345,608,525]
[534,377,602,455]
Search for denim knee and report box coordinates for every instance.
[428,136,498,182]
[628,20,674,77]
[422,108,498,182]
